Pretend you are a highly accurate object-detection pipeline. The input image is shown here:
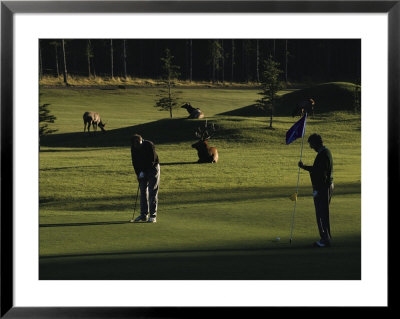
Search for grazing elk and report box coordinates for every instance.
[181,102,205,119]
[192,121,219,163]
[83,111,106,132]
[292,98,315,117]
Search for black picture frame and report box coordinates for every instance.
[1,1,395,317]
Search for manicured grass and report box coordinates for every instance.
[39,84,361,280]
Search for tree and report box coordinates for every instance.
[123,40,128,79]
[49,41,60,77]
[256,40,260,83]
[61,39,68,85]
[231,39,235,84]
[284,40,289,85]
[241,40,252,82]
[256,55,283,128]
[154,48,181,118]
[189,39,193,82]
[110,39,114,79]
[221,40,225,83]
[39,40,43,80]
[39,103,57,137]
[86,40,94,78]
[209,40,223,83]
[185,39,193,82]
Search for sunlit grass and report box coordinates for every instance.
[39,85,361,280]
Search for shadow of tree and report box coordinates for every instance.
[39,182,361,213]
[217,104,266,117]
[40,118,207,148]
[40,221,130,228]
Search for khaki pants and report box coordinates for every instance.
[139,164,160,217]
[313,183,334,243]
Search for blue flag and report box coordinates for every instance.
[286,115,307,145]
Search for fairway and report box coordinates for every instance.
[39,86,361,280]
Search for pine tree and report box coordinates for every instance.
[154,48,181,118]
[256,55,283,128]
[39,103,57,137]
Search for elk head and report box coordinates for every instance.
[192,120,218,163]
[98,121,106,132]
[181,102,192,110]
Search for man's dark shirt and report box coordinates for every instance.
[309,147,333,190]
[131,140,159,176]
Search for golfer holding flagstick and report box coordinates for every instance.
[298,133,334,247]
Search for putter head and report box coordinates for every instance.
[130,219,135,223]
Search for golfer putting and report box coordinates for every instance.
[130,134,160,223]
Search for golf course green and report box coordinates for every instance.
[39,83,361,280]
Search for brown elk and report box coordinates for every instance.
[292,99,315,117]
[83,111,106,132]
[181,102,205,119]
[192,121,218,163]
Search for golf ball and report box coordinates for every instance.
[130,219,135,223]
[276,237,280,241]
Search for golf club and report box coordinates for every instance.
[129,184,140,222]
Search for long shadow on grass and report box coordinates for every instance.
[40,165,102,172]
[40,221,130,228]
[40,118,216,148]
[217,104,266,117]
[161,161,198,166]
[39,234,361,280]
[39,182,361,212]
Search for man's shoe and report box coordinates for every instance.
[147,217,157,223]
[313,240,330,247]
[134,214,148,222]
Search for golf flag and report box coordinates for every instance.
[287,113,308,244]
[286,115,307,145]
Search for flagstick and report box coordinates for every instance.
[289,113,308,244]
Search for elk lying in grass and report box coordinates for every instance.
[181,102,205,119]
[83,111,106,132]
[292,99,315,117]
[192,121,218,163]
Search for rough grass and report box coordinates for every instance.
[39,84,361,280]
[40,75,262,88]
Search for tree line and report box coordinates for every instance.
[39,39,361,84]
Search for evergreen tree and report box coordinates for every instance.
[39,103,57,137]
[256,55,283,128]
[154,48,181,118]
[209,40,223,83]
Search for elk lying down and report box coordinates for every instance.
[192,121,218,163]
[83,111,106,132]
[181,102,205,119]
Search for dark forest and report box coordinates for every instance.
[39,39,361,84]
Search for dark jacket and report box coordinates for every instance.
[131,140,159,176]
[309,147,333,190]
